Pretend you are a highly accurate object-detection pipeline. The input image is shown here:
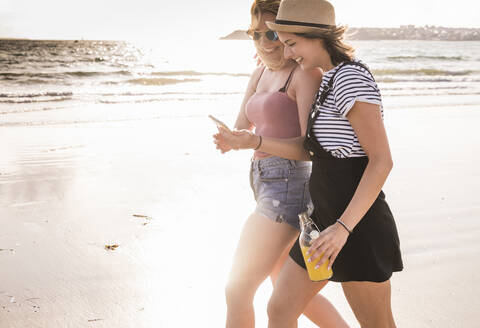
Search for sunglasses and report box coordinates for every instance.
[247,29,279,41]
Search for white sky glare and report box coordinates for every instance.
[0,0,479,40]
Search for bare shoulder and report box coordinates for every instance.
[291,67,322,94]
[252,66,265,78]
[291,67,322,89]
[246,66,265,91]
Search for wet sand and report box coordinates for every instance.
[1,105,479,327]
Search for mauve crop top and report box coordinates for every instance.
[245,67,301,158]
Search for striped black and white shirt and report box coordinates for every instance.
[311,60,383,158]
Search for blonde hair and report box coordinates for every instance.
[295,26,355,66]
[249,0,289,70]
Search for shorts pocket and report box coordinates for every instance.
[259,167,289,182]
[284,166,311,206]
[257,168,288,205]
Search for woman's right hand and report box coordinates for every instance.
[253,53,264,67]
[213,127,258,154]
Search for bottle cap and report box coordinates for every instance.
[309,230,320,240]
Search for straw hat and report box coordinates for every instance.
[266,0,336,34]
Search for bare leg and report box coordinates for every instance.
[267,257,328,328]
[267,256,397,328]
[269,250,349,328]
[341,280,396,328]
[225,212,299,328]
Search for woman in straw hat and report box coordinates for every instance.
[218,0,348,327]
[215,0,403,326]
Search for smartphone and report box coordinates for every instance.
[208,115,231,132]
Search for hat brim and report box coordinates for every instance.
[266,21,331,34]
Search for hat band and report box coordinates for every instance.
[274,19,334,29]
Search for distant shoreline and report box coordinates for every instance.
[221,26,480,41]
[0,38,111,42]
[2,25,479,42]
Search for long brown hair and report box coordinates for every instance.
[295,26,355,66]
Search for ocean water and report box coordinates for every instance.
[1,39,480,327]
[1,39,480,126]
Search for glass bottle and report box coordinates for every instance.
[298,212,333,281]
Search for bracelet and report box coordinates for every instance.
[254,135,262,150]
[336,219,353,235]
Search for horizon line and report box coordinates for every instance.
[2,25,480,42]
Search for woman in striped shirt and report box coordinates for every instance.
[214,0,403,327]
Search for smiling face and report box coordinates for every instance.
[251,12,286,70]
[277,32,332,71]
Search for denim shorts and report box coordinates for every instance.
[250,156,313,230]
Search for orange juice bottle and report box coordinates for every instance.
[298,212,333,281]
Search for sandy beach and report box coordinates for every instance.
[0,100,479,327]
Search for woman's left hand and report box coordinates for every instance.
[213,127,257,153]
[307,222,350,270]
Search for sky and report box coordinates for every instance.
[1,0,479,40]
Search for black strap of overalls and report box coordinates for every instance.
[306,61,375,137]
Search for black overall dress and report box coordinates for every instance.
[289,62,404,282]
